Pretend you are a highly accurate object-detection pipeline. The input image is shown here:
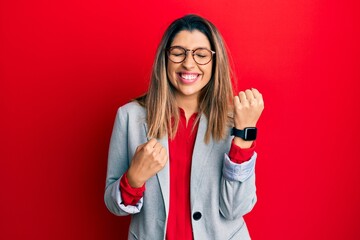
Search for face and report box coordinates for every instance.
[167,30,213,101]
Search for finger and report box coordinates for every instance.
[245,89,254,100]
[251,88,264,106]
[233,95,241,108]
[238,91,247,103]
[159,147,167,159]
[135,142,147,152]
[251,88,262,99]
[153,142,163,154]
[143,139,158,153]
[146,138,158,148]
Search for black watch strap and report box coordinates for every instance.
[231,127,257,141]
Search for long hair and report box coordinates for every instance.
[136,14,234,143]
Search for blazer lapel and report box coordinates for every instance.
[143,123,170,217]
[144,114,215,216]
[156,136,170,217]
[190,114,214,207]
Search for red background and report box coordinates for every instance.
[1,0,360,239]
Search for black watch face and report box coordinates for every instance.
[245,128,257,140]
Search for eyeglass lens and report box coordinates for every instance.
[168,47,213,65]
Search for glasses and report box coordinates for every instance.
[167,46,215,65]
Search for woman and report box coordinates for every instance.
[104,14,264,240]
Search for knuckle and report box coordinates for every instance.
[144,145,152,153]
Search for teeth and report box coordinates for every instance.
[181,73,198,80]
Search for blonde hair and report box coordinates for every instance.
[136,14,234,143]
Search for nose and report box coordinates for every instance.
[182,51,196,69]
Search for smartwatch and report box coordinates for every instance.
[231,127,257,141]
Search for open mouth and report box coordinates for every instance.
[178,72,200,83]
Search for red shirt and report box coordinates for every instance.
[166,109,199,239]
[120,109,255,239]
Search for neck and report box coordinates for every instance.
[175,95,199,120]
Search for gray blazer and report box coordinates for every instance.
[104,102,257,240]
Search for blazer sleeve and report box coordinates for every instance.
[104,107,144,216]
[219,152,257,220]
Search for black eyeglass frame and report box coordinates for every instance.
[166,46,216,65]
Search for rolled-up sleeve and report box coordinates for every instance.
[222,152,257,182]
[108,178,144,215]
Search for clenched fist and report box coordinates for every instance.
[127,138,168,188]
[233,88,264,148]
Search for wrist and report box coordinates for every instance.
[126,170,145,188]
[231,127,257,141]
[233,137,253,149]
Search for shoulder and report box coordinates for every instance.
[118,100,145,114]
[117,100,146,120]
[114,101,147,137]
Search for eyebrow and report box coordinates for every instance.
[170,45,211,50]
